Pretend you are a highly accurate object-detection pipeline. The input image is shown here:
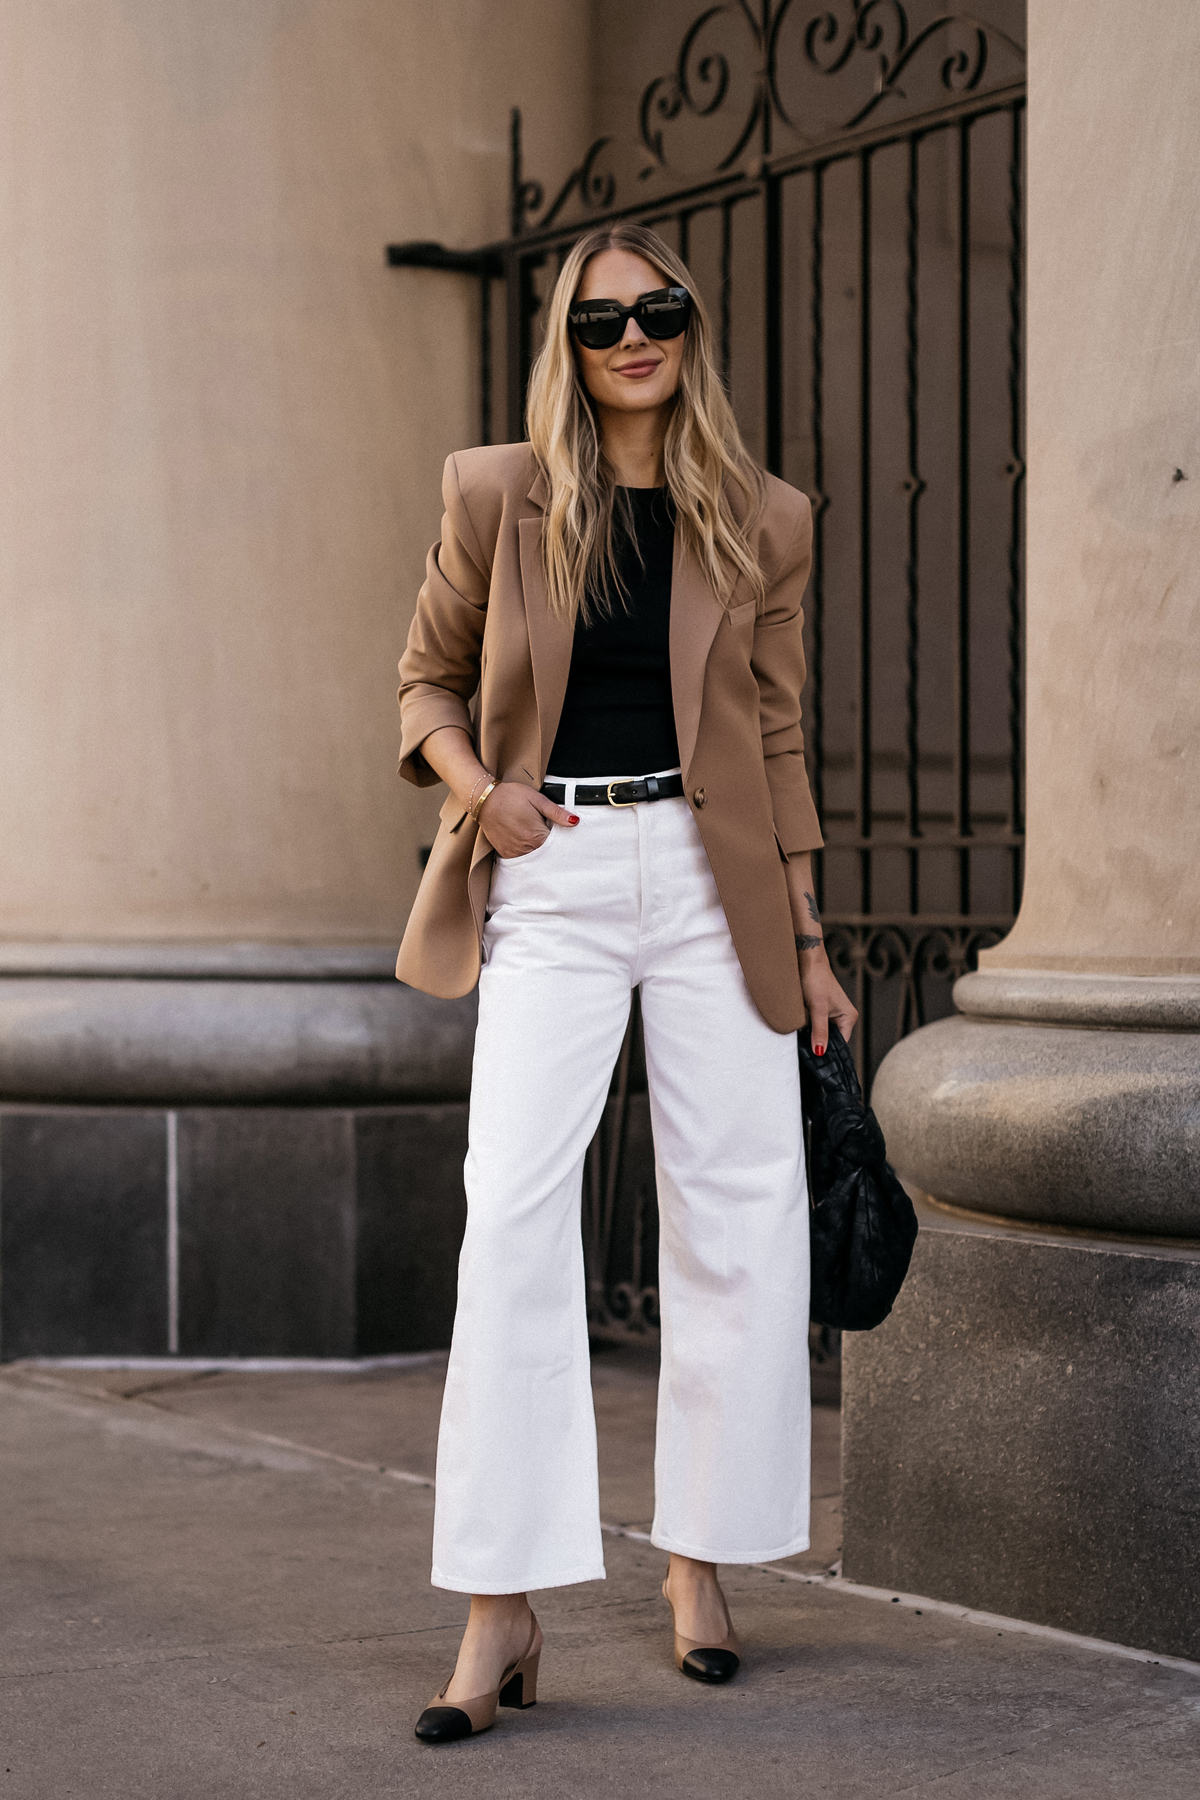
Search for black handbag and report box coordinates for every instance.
[798,1023,918,1331]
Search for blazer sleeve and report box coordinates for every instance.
[751,494,824,854]
[397,454,492,788]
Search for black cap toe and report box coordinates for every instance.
[681,1647,740,1684]
[414,1704,475,1743]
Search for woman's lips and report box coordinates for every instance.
[614,360,660,378]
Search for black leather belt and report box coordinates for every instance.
[541,772,685,808]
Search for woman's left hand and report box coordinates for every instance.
[797,943,858,1057]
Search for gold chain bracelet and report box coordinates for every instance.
[467,774,497,821]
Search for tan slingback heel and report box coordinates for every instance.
[414,1611,542,1744]
[663,1579,741,1684]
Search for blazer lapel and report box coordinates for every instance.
[519,506,574,778]
[670,535,725,781]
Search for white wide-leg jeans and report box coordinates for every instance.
[430,788,811,1594]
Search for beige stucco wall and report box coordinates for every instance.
[981,0,1200,977]
[0,0,590,945]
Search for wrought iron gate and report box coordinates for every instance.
[389,2,1026,1350]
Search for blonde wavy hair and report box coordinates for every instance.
[525,223,765,625]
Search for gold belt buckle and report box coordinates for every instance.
[606,780,639,808]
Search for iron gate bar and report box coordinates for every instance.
[809,156,827,897]
[504,250,539,449]
[822,913,1017,928]
[1005,101,1026,895]
[904,131,924,914]
[818,835,1022,851]
[765,173,783,475]
[385,242,502,272]
[956,115,973,915]
[719,201,734,383]
[858,146,873,920]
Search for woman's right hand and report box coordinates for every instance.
[477,782,578,859]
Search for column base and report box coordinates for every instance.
[870,1011,1200,1236]
[842,1197,1200,1662]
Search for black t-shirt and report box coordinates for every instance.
[547,487,680,777]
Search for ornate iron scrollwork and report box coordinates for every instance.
[639,3,763,174]
[510,106,622,237]
[640,1,1023,172]
[824,920,1007,1069]
[794,0,998,124]
[511,123,619,237]
[515,2,1024,232]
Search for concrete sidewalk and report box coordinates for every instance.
[2,1353,1198,1799]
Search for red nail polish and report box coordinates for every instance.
[568,814,580,825]
[814,1044,825,1056]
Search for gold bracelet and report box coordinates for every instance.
[468,777,497,821]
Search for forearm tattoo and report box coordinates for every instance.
[795,888,824,952]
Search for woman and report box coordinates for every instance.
[397,223,856,1743]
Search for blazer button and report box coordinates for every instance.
[693,787,707,809]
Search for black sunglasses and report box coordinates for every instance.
[567,286,693,350]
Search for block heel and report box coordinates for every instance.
[498,1646,540,1708]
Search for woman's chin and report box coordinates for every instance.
[597,382,676,414]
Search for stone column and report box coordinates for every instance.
[847,0,1200,1661]
[0,1,590,1360]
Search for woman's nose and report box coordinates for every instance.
[620,316,650,348]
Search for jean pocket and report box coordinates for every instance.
[497,826,555,864]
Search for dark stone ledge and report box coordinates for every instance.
[0,1102,470,1360]
[0,1111,168,1359]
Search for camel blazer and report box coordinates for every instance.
[396,442,823,1033]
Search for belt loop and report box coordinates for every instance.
[646,775,659,801]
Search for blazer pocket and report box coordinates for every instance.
[439,792,470,833]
